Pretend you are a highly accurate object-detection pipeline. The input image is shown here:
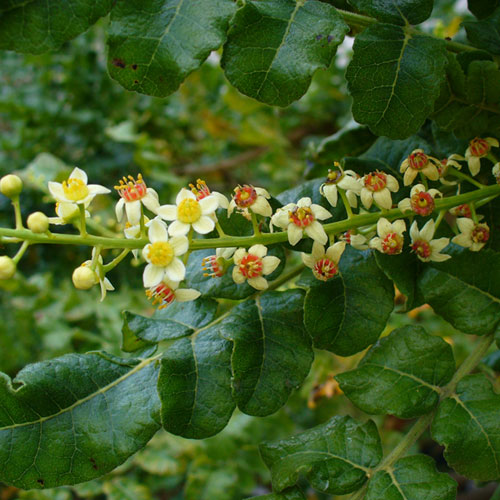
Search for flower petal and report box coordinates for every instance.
[456,217,474,233]
[322,184,338,207]
[251,197,272,217]
[176,188,196,205]
[232,266,246,284]
[262,255,280,275]
[255,187,271,198]
[69,167,88,184]
[170,235,189,256]
[142,192,160,213]
[192,215,215,234]
[249,244,267,258]
[304,221,328,245]
[422,164,439,181]
[175,288,201,302]
[373,189,392,210]
[247,276,269,290]
[360,188,373,209]
[468,157,481,176]
[301,253,315,269]
[165,258,186,282]
[199,195,218,215]
[125,200,142,225]
[115,198,125,221]
[393,219,406,234]
[233,248,246,265]
[311,204,332,220]
[430,237,450,253]
[420,219,435,241]
[398,198,411,212]
[149,218,169,243]
[297,197,312,208]
[143,264,164,288]
[156,204,177,221]
[213,191,229,209]
[403,167,418,186]
[87,184,111,195]
[326,241,346,263]
[287,224,303,246]
[48,182,67,202]
[168,220,190,237]
[410,220,420,241]
[377,217,392,237]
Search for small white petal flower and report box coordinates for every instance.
[399,149,441,186]
[465,137,499,176]
[369,218,406,255]
[189,179,229,209]
[48,167,110,205]
[301,241,346,281]
[320,166,361,208]
[271,197,331,246]
[410,220,451,262]
[142,218,188,287]
[81,249,115,301]
[114,174,160,225]
[360,171,399,209]
[231,245,280,290]
[202,247,237,278]
[397,184,442,216]
[228,185,272,217]
[157,188,217,236]
[146,278,201,309]
[47,201,90,225]
[340,230,371,250]
[452,218,490,251]
[493,163,500,184]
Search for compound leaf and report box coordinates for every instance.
[346,24,448,139]
[336,326,455,418]
[417,246,500,335]
[304,246,394,356]
[0,353,160,489]
[347,0,434,25]
[107,0,236,97]
[222,0,349,106]
[0,0,114,54]
[365,455,457,500]
[432,373,500,481]
[260,416,382,494]
[220,290,313,416]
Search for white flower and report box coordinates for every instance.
[115,174,160,225]
[301,241,346,281]
[438,154,463,185]
[124,217,150,259]
[202,247,237,278]
[228,185,272,217]
[465,137,498,176]
[190,179,229,209]
[410,220,451,262]
[157,188,218,236]
[81,248,115,301]
[369,218,406,255]
[400,149,440,186]
[47,201,90,225]
[320,167,361,208]
[360,171,399,210]
[271,197,332,246]
[146,278,201,309]
[493,163,500,183]
[232,244,280,290]
[142,218,188,287]
[398,184,442,216]
[48,167,110,205]
[452,218,490,251]
[340,230,371,250]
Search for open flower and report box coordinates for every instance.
[465,137,498,176]
[340,229,370,250]
[271,197,332,246]
[115,174,160,225]
[410,220,450,262]
[157,188,218,236]
[302,241,346,281]
[232,245,280,290]
[142,218,188,287]
[360,171,398,210]
[369,218,406,255]
[228,185,272,217]
[202,247,236,278]
[48,167,110,205]
[48,201,90,225]
[80,249,115,301]
[438,155,463,185]
[124,216,150,259]
[146,279,201,309]
[320,166,361,208]
[452,219,489,251]
[398,184,442,216]
[400,149,440,186]
[190,179,229,209]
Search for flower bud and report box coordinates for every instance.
[72,265,97,290]
[0,256,16,280]
[27,212,49,233]
[0,174,23,199]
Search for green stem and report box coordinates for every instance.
[267,263,304,291]
[215,221,226,237]
[251,212,261,235]
[139,205,146,238]
[13,241,29,264]
[78,204,87,237]
[12,198,23,230]
[433,209,446,230]
[339,189,354,219]
[470,202,478,223]
[103,249,131,273]
[448,167,486,189]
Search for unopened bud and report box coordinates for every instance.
[0,174,23,199]
[72,265,97,290]
[27,212,49,233]
[0,256,16,280]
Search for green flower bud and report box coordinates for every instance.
[0,174,23,199]
[0,256,16,280]
[72,265,97,290]
[27,212,50,233]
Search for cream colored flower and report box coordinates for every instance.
[146,278,201,309]
[369,218,406,255]
[142,218,188,287]
[438,154,463,185]
[410,220,450,262]
[190,179,229,209]
[157,188,218,236]
[80,248,115,301]
[271,197,331,246]
[465,137,498,176]
[114,174,160,225]
[48,201,90,225]
[340,230,371,250]
[48,167,110,205]
[320,166,361,208]
[228,185,272,217]
[360,171,399,210]
[301,241,346,281]
[398,184,442,216]
[202,247,237,278]
[400,149,440,186]
[493,163,500,184]
[452,218,490,251]
[232,244,280,290]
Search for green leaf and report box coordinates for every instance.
[221,0,349,106]
[107,0,236,97]
[246,487,306,499]
[0,0,35,13]
[0,0,114,54]
[346,24,448,139]
[336,326,455,418]
[220,290,313,416]
[0,353,160,489]
[365,455,457,500]
[468,0,500,19]
[304,246,394,356]
[158,328,235,439]
[417,246,500,336]
[121,298,218,345]
[463,8,500,55]
[347,0,434,25]
[259,415,382,494]
[432,373,500,481]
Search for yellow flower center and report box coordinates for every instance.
[178,198,202,223]
[147,242,174,267]
[62,178,89,202]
